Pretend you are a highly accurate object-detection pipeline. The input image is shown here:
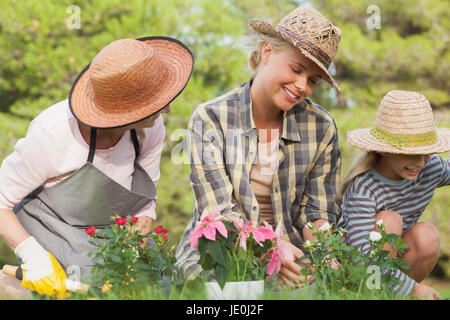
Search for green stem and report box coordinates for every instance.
[231,250,240,281]
[242,239,251,281]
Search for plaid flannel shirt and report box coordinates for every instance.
[175,80,342,280]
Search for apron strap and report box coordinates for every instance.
[87,128,140,163]
[130,129,140,158]
[87,127,97,163]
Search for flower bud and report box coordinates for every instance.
[318,222,331,232]
[304,240,313,248]
[85,225,96,237]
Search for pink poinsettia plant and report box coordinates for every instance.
[190,204,293,288]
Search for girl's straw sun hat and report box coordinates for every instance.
[248,6,342,93]
[69,36,194,129]
[347,90,450,155]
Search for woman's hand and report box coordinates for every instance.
[277,240,315,288]
[127,216,153,248]
[329,256,340,270]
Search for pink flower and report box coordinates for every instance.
[190,204,228,249]
[267,250,281,276]
[85,225,96,237]
[266,224,294,276]
[232,218,276,250]
[115,217,127,226]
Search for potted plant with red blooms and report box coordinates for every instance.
[85,215,175,297]
[190,204,294,299]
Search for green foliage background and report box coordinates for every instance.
[0,0,449,282]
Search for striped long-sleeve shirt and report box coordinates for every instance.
[337,154,450,296]
[175,80,342,280]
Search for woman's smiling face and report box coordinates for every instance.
[259,42,323,112]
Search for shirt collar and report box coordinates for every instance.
[238,79,301,142]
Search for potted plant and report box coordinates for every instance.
[190,204,294,300]
[298,220,410,298]
[86,216,175,298]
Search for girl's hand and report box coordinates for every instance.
[413,282,441,300]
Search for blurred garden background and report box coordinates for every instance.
[0,0,449,295]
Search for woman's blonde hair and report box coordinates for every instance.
[247,34,294,73]
[336,151,379,207]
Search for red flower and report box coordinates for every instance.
[155,225,163,234]
[115,217,127,226]
[85,226,96,237]
[162,235,168,241]
[131,216,139,223]
[162,228,168,234]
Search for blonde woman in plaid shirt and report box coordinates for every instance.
[176,7,343,287]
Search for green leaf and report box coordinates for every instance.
[386,233,400,244]
[202,253,215,271]
[103,228,115,239]
[208,240,229,267]
[111,255,122,264]
[214,264,230,289]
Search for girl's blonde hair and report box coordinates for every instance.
[336,151,379,207]
[247,34,294,73]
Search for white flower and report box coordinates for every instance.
[304,240,313,248]
[376,219,384,227]
[318,222,331,232]
[369,231,382,242]
[305,222,314,230]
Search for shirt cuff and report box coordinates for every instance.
[389,269,416,297]
[133,200,156,220]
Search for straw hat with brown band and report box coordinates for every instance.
[69,36,194,129]
[347,90,450,155]
[248,6,342,94]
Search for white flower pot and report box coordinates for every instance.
[205,280,264,300]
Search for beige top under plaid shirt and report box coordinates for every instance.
[175,80,342,280]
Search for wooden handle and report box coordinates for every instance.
[2,265,20,278]
[2,264,103,296]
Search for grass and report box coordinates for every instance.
[29,276,441,300]
[4,274,449,300]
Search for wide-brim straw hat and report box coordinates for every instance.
[347,90,450,155]
[248,6,342,94]
[69,36,194,128]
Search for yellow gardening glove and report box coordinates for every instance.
[14,237,68,299]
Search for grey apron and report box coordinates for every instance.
[13,128,156,282]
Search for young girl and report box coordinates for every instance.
[176,6,343,287]
[337,90,450,300]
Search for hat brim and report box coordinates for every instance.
[248,19,342,94]
[347,127,450,155]
[69,36,194,129]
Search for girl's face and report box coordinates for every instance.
[259,42,323,112]
[376,153,432,181]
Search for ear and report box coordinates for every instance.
[261,42,272,65]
